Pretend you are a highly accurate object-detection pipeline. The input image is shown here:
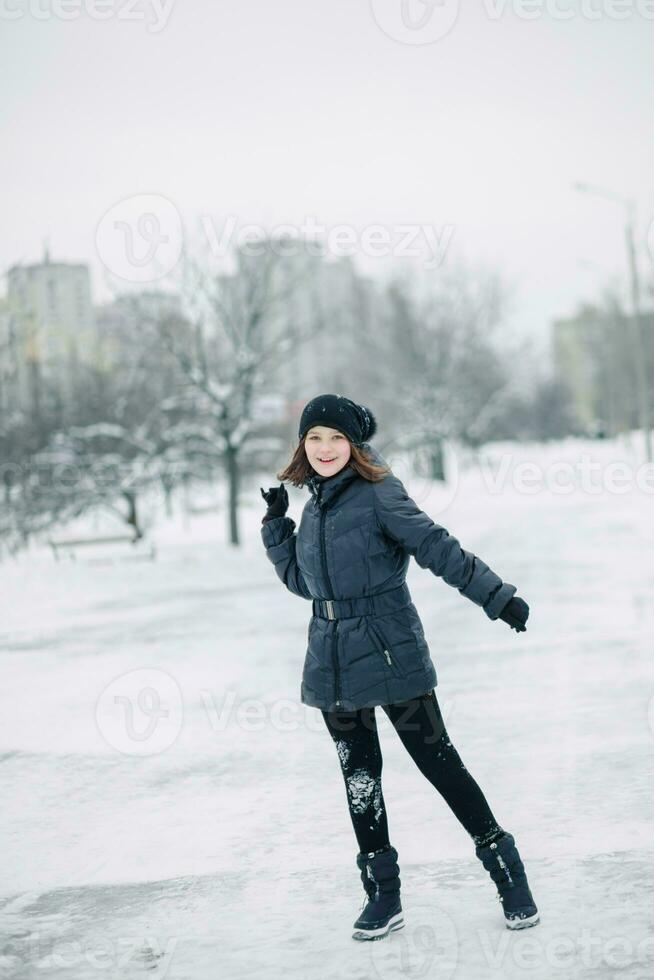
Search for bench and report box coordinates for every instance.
[48,534,156,562]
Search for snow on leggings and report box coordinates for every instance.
[321,689,505,854]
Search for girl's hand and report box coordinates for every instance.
[498,596,529,632]
[260,483,289,522]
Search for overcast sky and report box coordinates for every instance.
[2,0,653,353]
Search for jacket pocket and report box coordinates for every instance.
[366,620,407,678]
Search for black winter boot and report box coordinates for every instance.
[475,832,540,929]
[352,844,404,941]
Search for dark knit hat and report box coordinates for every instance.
[298,394,377,447]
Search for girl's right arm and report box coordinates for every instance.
[261,515,313,600]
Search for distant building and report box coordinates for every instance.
[552,304,654,435]
[0,296,21,417]
[551,306,599,431]
[219,240,384,436]
[7,248,95,413]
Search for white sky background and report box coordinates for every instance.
[2,0,654,353]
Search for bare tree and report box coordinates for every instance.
[130,238,324,545]
[381,265,516,476]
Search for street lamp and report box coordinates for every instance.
[573,181,652,462]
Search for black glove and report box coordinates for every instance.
[260,483,289,523]
[498,596,529,632]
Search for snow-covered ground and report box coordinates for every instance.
[1,434,653,979]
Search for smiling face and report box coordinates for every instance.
[304,425,352,476]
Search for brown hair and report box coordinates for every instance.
[275,437,391,488]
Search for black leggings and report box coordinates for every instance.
[322,689,505,854]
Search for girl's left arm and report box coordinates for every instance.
[373,472,516,620]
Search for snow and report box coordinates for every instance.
[1,434,653,979]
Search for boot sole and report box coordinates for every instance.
[352,912,405,941]
[506,911,540,930]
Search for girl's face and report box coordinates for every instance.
[304,426,352,476]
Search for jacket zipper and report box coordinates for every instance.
[332,629,341,708]
[367,621,406,678]
[319,501,341,707]
[319,504,334,596]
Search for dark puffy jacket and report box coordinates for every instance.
[261,443,516,711]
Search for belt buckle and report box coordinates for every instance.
[325,599,335,620]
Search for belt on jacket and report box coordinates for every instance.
[312,582,411,621]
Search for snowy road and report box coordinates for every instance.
[1,436,653,979]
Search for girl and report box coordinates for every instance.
[260,394,539,941]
